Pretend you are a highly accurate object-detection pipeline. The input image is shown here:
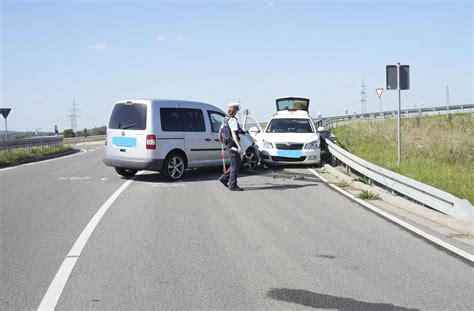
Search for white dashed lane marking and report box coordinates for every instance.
[58,177,92,181]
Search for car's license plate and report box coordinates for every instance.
[112,137,137,147]
[276,149,301,158]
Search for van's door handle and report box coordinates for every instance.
[214,139,220,142]
[205,138,212,142]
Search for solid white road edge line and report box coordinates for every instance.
[37,171,143,311]
[0,149,87,172]
[307,168,474,262]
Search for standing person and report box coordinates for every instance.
[54,125,59,135]
[219,102,244,191]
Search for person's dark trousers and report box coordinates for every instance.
[219,149,241,188]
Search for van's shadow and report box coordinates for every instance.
[267,288,419,310]
[133,167,223,183]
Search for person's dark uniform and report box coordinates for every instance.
[219,102,244,191]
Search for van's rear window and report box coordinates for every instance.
[108,103,147,130]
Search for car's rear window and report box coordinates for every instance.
[108,103,147,130]
[266,118,313,133]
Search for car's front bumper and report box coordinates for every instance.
[259,148,320,165]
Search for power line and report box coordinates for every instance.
[446,86,450,106]
[361,78,367,113]
[67,98,80,132]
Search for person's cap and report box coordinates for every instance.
[228,102,240,109]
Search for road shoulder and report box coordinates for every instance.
[309,164,473,261]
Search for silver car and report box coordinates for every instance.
[103,99,257,180]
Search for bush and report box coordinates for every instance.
[63,129,75,138]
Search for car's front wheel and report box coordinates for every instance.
[115,167,138,178]
[162,152,186,181]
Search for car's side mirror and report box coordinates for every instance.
[248,126,260,137]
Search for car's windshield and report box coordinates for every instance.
[266,118,313,133]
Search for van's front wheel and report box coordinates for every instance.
[115,167,138,178]
[241,148,259,173]
[162,152,186,181]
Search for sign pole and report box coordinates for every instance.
[375,88,384,116]
[379,96,382,115]
[397,62,401,165]
[0,108,12,140]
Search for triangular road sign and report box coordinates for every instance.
[375,88,384,98]
[0,108,11,119]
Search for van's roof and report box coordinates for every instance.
[115,99,224,112]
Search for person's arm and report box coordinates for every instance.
[231,130,243,153]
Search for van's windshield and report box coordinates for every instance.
[108,103,147,130]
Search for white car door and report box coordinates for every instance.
[242,115,263,137]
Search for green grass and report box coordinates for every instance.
[357,190,380,200]
[0,145,72,167]
[333,113,474,203]
[354,177,369,184]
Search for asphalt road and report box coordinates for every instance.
[1,142,472,310]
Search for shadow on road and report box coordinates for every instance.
[267,288,419,310]
[131,166,322,185]
[132,167,223,183]
[244,183,318,191]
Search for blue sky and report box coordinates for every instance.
[1,0,472,131]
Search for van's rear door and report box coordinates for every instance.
[107,101,148,159]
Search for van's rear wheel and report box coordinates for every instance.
[162,152,186,181]
[115,167,138,178]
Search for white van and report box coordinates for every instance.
[103,99,257,180]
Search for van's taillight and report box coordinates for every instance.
[146,135,156,149]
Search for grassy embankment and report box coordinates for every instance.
[332,113,473,204]
[0,145,72,167]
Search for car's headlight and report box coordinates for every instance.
[262,139,273,149]
[305,140,319,149]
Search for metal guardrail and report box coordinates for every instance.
[0,134,106,151]
[314,104,474,129]
[0,136,63,150]
[63,135,106,144]
[324,138,473,222]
